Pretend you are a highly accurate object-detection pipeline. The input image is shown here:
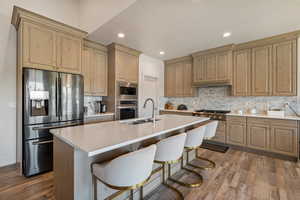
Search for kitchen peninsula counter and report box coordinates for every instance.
[50,114,210,200]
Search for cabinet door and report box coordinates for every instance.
[270,125,298,156]
[116,51,138,83]
[232,49,251,96]
[272,40,297,96]
[216,51,231,81]
[183,61,195,96]
[92,50,108,96]
[56,33,82,74]
[226,121,246,146]
[164,64,176,97]
[205,54,217,81]
[211,121,226,143]
[251,45,272,96]
[22,22,56,70]
[247,123,270,151]
[175,63,184,96]
[193,56,206,83]
[82,48,93,95]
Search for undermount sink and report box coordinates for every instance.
[124,118,161,125]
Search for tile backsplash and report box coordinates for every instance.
[84,96,102,115]
[160,86,300,116]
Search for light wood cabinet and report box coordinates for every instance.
[233,38,297,97]
[247,119,270,151]
[164,56,196,97]
[251,45,272,96]
[193,56,206,83]
[22,22,57,70]
[192,44,233,86]
[232,49,251,96]
[115,46,139,83]
[15,11,87,74]
[56,33,82,74]
[226,117,247,146]
[82,40,108,96]
[270,120,298,156]
[272,40,297,96]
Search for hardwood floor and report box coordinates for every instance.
[0,149,299,200]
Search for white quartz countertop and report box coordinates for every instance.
[51,114,209,157]
[227,113,300,120]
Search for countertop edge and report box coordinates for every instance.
[87,117,210,157]
[226,113,300,121]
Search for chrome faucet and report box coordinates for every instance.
[143,98,156,121]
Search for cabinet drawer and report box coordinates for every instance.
[247,117,271,125]
[270,119,298,128]
[227,116,246,123]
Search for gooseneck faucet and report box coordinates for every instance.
[143,98,156,122]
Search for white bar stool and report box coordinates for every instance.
[186,121,218,170]
[91,145,157,200]
[153,133,203,199]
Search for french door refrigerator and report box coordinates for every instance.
[23,68,84,177]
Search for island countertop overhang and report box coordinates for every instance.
[50,114,210,157]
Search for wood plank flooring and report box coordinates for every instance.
[0,149,299,200]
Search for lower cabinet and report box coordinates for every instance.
[226,117,247,146]
[247,120,270,151]
[226,117,299,157]
[270,121,298,156]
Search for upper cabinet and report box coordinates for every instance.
[108,43,141,84]
[12,6,87,74]
[192,44,234,86]
[233,35,298,96]
[272,40,297,96]
[82,40,108,96]
[164,56,196,97]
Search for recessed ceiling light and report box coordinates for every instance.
[223,32,231,38]
[118,33,125,38]
[159,51,165,55]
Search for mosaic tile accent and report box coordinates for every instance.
[160,86,300,116]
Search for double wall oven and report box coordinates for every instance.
[116,81,138,120]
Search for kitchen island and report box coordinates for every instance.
[51,114,210,200]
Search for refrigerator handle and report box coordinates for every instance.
[55,76,59,117]
[56,75,62,118]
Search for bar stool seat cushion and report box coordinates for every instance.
[185,126,206,149]
[93,145,156,187]
[155,133,187,162]
[204,121,219,140]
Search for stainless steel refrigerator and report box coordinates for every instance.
[23,68,84,177]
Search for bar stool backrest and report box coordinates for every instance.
[185,125,206,149]
[155,133,187,162]
[204,121,219,139]
[96,145,157,187]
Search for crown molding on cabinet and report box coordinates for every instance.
[191,44,235,58]
[165,55,192,65]
[84,39,107,52]
[11,6,88,38]
[108,43,142,57]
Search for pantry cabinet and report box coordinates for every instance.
[82,40,108,96]
[192,44,233,86]
[164,56,196,97]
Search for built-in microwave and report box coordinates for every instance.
[118,81,138,100]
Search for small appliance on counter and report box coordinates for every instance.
[164,101,174,110]
[177,104,188,110]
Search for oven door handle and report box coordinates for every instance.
[117,106,137,109]
[32,140,53,145]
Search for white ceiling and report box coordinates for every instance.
[88,0,300,60]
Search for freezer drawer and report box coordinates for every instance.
[23,138,53,177]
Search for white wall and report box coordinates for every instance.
[0,0,80,167]
[79,0,137,32]
[138,54,164,118]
